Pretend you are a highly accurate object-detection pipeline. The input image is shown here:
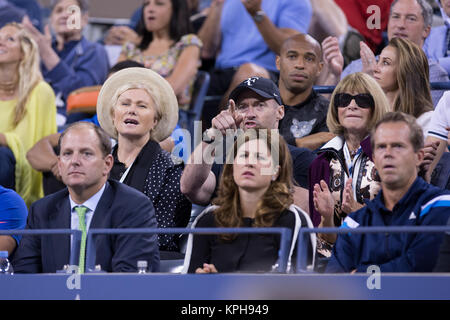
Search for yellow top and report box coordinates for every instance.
[0,81,57,206]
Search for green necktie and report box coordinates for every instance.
[75,205,88,274]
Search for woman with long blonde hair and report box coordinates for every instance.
[184,130,313,273]
[0,23,56,205]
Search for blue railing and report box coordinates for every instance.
[0,229,82,266]
[0,227,292,273]
[86,227,292,273]
[3,226,449,274]
[296,225,450,273]
[305,82,450,94]
[204,82,450,101]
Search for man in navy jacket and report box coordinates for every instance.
[327,112,450,272]
[12,122,160,273]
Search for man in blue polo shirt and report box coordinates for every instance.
[327,112,450,273]
[0,185,27,255]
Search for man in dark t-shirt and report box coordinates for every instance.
[277,34,334,150]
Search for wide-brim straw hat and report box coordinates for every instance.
[97,67,178,142]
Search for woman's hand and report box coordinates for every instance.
[341,178,363,214]
[420,140,439,181]
[22,16,61,70]
[104,26,140,46]
[360,41,377,77]
[322,36,344,78]
[313,180,335,220]
[195,263,218,274]
[22,16,53,50]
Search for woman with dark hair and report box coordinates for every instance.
[183,130,314,273]
[373,37,434,136]
[118,0,202,110]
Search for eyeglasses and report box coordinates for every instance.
[334,93,375,109]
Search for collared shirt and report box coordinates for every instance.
[427,91,450,141]
[69,184,106,233]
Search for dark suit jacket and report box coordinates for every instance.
[12,180,160,273]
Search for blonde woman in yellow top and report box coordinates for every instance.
[0,23,56,206]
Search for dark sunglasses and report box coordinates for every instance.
[334,93,375,109]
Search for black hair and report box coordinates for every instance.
[108,60,145,75]
[136,0,193,50]
[50,0,89,13]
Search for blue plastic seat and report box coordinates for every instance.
[178,71,210,147]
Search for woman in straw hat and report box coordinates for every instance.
[97,67,191,257]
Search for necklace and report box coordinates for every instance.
[0,80,17,95]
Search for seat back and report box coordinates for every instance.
[178,71,210,146]
[66,85,102,114]
[289,205,316,272]
[431,152,450,190]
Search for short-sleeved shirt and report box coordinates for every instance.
[216,0,312,71]
[0,185,28,245]
[427,90,450,141]
[334,0,393,52]
[279,90,330,146]
[122,34,203,110]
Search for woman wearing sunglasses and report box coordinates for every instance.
[308,72,389,264]
[373,37,434,136]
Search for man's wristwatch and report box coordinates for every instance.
[202,128,216,144]
[252,10,266,23]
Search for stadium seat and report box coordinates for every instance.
[430,152,450,190]
[66,85,102,115]
[178,71,210,145]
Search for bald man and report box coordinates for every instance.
[277,34,335,150]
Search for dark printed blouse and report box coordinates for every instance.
[110,140,192,252]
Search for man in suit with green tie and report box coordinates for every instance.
[12,122,160,273]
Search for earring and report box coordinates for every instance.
[271,175,277,181]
